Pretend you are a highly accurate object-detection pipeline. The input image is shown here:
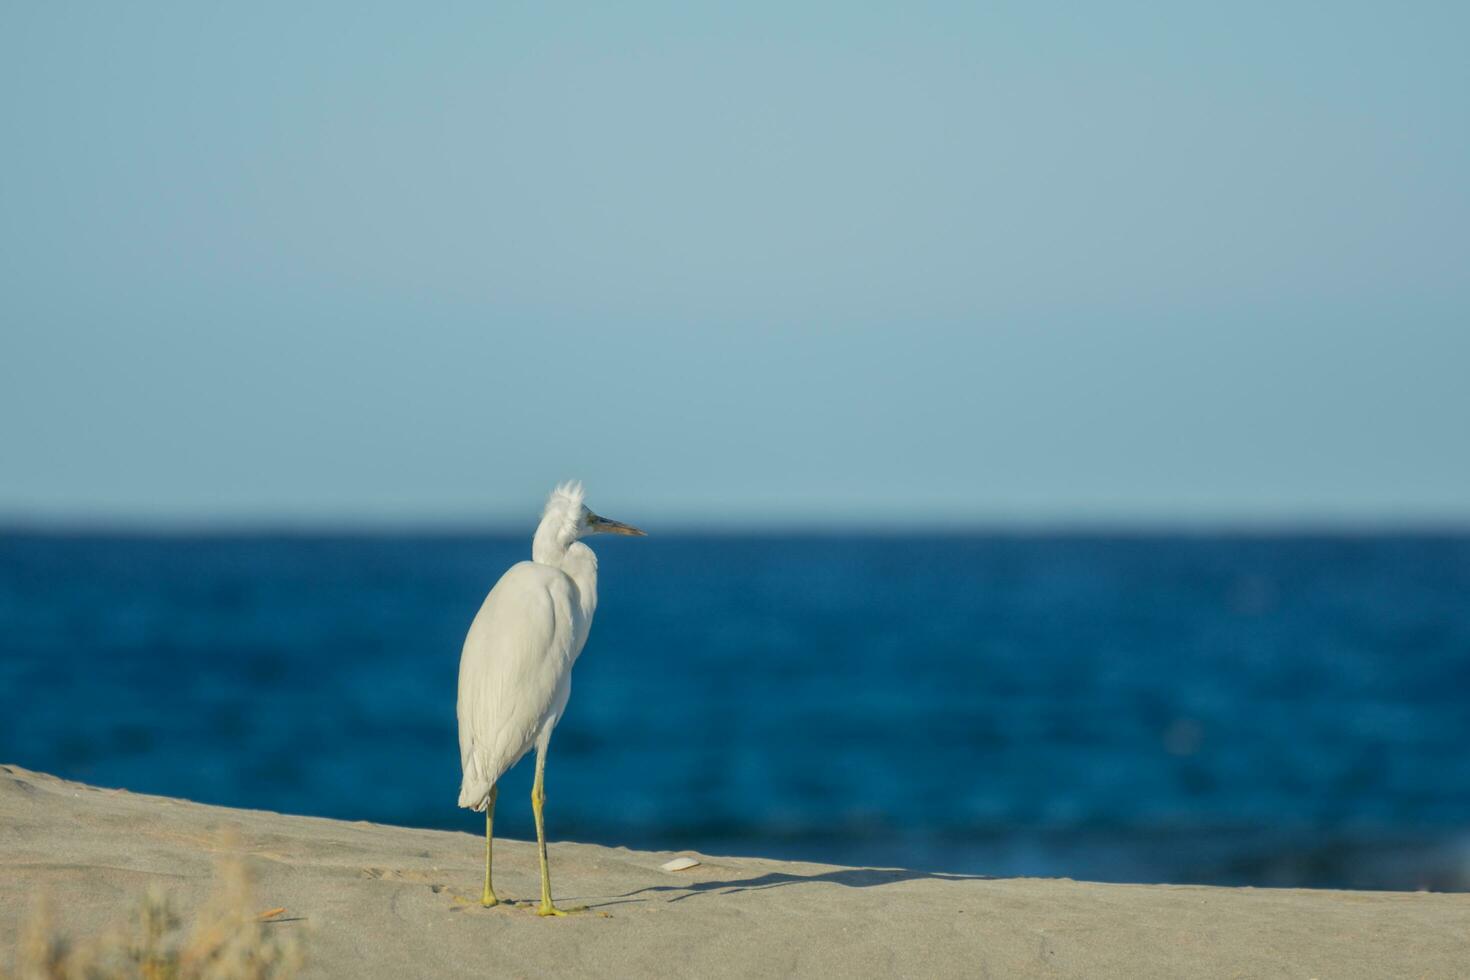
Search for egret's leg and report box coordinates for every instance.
[531,746,569,917]
[480,785,499,907]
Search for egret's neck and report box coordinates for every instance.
[530,518,598,623]
[531,515,570,567]
[559,542,599,623]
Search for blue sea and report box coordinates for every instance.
[3,531,1468,891]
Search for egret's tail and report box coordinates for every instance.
[458,757,493,812]
[459,778,492,812]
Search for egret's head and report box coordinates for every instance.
[538,481,646,554]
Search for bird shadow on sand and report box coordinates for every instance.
[589,867,997,908]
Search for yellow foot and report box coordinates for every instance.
[537,903,588,918]
[481,891,499,908]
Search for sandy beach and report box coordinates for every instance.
[2,764,1465,978]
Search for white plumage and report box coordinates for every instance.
[456,556,583,811]
[455,481,644,915]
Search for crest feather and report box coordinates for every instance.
[546,480,586,513]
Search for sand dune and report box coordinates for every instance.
[1,765,1465,978]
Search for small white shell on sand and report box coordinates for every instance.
[660,856,700,872]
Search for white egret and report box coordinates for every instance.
[456,481,645,916]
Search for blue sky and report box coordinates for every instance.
[2,2,1467,526]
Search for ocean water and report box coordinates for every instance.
[2,531,1468,891]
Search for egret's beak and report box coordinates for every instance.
[587,513,647,537]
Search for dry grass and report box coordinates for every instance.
[9,851,302,980]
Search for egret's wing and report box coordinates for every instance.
[456,561,578,810]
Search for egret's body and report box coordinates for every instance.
[456,482,644,915]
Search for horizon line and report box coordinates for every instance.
[3,513,1470,538]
